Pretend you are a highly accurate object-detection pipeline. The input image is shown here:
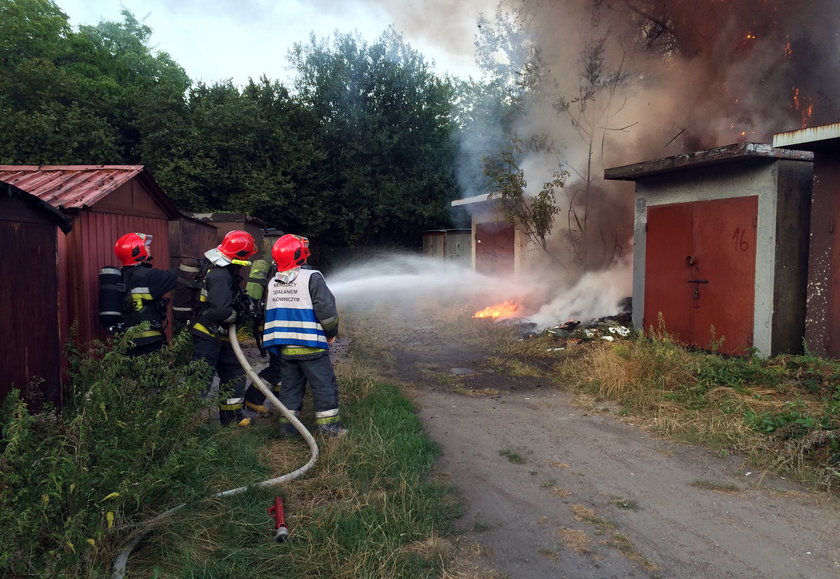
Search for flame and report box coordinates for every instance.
[792,87,814,128]
[473,300,520,319]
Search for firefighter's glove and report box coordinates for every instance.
[233,295,258,320]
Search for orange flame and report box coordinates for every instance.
[792,87,814,128]
[473,300,520,319]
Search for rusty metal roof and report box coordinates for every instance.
[0,165,181,217]
[773,122,840,152]
[604,142,814,181]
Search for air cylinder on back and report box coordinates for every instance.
[246,259,272,301]
[98,265,125,332]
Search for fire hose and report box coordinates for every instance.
[110,323,318,578]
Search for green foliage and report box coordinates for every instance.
[0,329,215,576]
[347,383,441,484]
[695,354,785,390]
[290,28,459,246]
[500,449,527,464]
[744,402,820,436]
[560,329,840,490]
[0,3,461,249]
[484,138,566,255]
[455,6,545,202]
[128,372,460,578]
[0,2,189,165]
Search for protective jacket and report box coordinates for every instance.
[263,268,339,359]
[121,262,178,349]
[190,261,244,341]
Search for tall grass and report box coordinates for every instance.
[546,330,840,492]
[129,372,460,578]
[1,324,461,577]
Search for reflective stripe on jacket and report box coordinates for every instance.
[189,264,240,341]
[263,269,330,351]
[122,263,177,344]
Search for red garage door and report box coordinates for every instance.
[645,196,757,356]
[475,221,514,276]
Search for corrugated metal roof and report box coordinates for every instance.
[0,165,181,217]
[0,165,143,208]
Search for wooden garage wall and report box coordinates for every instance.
[1,198,63,407]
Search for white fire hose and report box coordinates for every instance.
[111,323,318,578]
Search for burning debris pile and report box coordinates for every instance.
[472,295,633,347]
[530,296,633,344]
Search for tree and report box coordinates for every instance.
[158,78,328,234]
[0,3,190,165]
[484,138,567,256]
[466,2,633,272]
[0,0,121,163]
[553,34,631,269]
[455,3,543,194]
[290,28,459,247]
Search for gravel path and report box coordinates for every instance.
[375,321,840,579]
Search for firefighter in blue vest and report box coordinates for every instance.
[262,234,346,438]
[113,232,178,356]
[190,230,258,426]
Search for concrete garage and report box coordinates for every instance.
[605,143,813,357]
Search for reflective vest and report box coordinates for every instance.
[263,269,328,350]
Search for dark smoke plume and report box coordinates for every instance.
[518,0,840,161]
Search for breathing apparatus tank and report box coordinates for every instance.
[245,258,272,302]
[98,265,127,333]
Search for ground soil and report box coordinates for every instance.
[355,316,840,579]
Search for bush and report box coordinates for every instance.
[0,329,215,576]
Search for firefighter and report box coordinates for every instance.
[113,232,178,356]
[262,234,346,438]
[190,230,258,426]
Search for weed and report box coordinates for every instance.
[609,497,639,510]
[0,329,213,576]
[2,319,464,578]
[500,449,526,464]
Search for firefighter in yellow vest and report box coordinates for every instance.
[190,230,258,426]
[262,234,346,437]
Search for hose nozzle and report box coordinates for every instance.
[268,496,289,543]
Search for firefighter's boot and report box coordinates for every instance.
[219,397,250,427]
[276,410,302,439]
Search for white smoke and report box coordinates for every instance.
[524,252,633,328]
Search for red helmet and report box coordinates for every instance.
[272,234,310,272]
[218,230,257,262]
[114,232,153,266]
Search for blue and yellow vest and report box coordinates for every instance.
[263,269,328,352]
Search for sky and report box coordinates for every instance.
[56,0,498,86]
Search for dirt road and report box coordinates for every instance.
[372,321,840,579]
